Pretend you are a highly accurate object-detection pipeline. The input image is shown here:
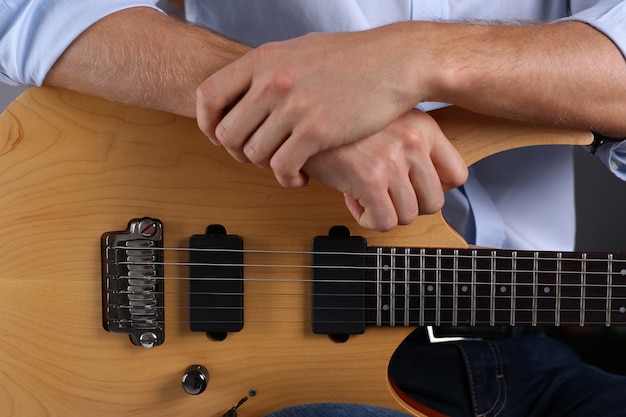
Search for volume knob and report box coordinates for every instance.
[182,365,209,395]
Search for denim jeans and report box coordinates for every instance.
[265,332,626,417]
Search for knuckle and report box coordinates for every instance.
[363,164,390,192]
[297,117,325,144]
[419,192,445,215]
[397,207,419,226]
[372,216,398,233]
[454,165,470,186]
[400,129,429,155]
[270,153,298,187]
[443,164,469,190]
[215,121,233,146]
[243,142,263,166]
[269,69,295,94]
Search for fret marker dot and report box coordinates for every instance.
[461,285,469,293]
[544,287,551,294]
[620,307,626,314]
[500,286,507,294]
[427,284,434,292]
[382,304,390,311]
[621,269,626,276]
[383,264,390,272]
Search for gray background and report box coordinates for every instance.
[1,83,625,252]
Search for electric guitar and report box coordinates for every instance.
[2,86,615,417]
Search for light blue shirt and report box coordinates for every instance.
[1,0,625,251]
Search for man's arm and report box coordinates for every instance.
[37,5,468,231]
[197,20,626,187]
[45,7,249,118]
[431,21,626,137]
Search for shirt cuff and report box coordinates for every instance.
[592,140,626,181]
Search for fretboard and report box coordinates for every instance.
[364,247,626,327]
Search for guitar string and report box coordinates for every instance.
[114,261,626,282]
[108,247,626,324]
[113,288,626,311]
[111,292,625,324]
[115,245,626,263]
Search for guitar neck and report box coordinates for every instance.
[364,247,626,328]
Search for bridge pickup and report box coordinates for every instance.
[189,225,244,335]
[102,218,165,348]
[312,226,367,336]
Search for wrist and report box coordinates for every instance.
[420,22,495,105]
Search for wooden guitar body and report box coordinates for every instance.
[0,87,591,417]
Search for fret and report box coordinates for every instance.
[532,252,538,327]
[536,252,558,326]
[558,252,584,325]
[419,249,425,327]
[511,251,517,326]
[358,245,626,328]
[389,248,396,327]
[453,249,459,327]
[490,250,496,326]
[435,249,441,327]
[611,266,626,324]
[584,252,612,325]
[455,249,474,325]
[580,253,587,326]
[404,249,411,327]
[556,253,562,326]
[494,250,514,325]
[376,247,382,326]
[471,249,477,326]
[513,251,534,325]
[604,253,613,326]
[392,248,409,327]
[421,249,440,325]
[437,249,456,325]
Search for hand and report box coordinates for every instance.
[303,109,468,232]
[196,25,434,188]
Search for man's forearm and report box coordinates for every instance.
[421,20,626,138]
[44,7,249,118]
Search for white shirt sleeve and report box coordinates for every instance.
[566,0,626,58]
[561,1,626,179]
[0,0,161,86]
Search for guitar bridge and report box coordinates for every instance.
[101,218,165,348]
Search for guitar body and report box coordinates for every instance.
[0,87,590,417]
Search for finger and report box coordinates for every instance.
[387,175,420,225]
[409,160,446,215]
[354,190,399,232]
[214,91,274,163]
[306,149,398,230]
[345,170,399,232]
[242,110,294,169]
[430,137,469,190]
[343,193,365,223]
[269,123,326,188]
[196,59,253,147]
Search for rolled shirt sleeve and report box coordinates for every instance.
[0,0,160,86]
[562,0,626,179]
[566,0,626,58]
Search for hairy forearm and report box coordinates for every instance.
[44,7,249,118]
[413,20,626,138]
[390,22,626,137]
